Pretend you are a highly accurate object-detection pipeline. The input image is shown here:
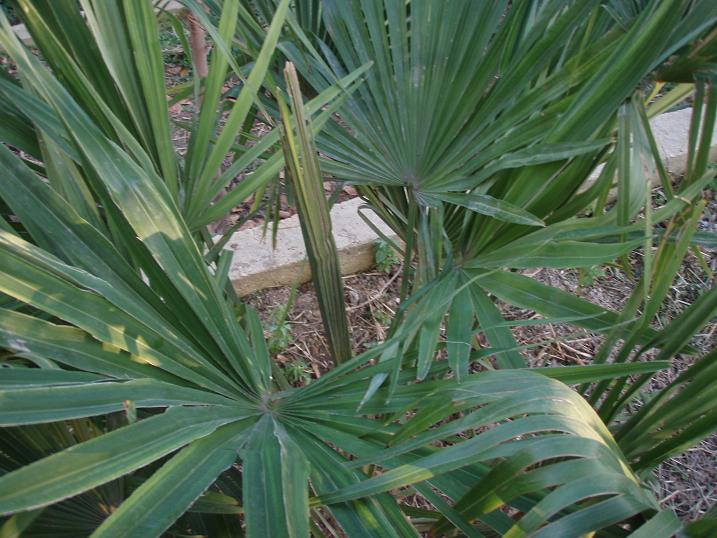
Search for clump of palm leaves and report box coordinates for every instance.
[0,1,716,537]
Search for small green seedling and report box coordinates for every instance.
[578,265,606,287]
[284,358,311,385]
[268,308,293,355]
[374,239,400,273]
[373,307,392,327]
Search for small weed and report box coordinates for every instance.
[284,358,311,385]
[372,307,392,327]
[578,265,606,287]
[267,284,299,355]
[159,26,191,83]
[268,309,293,355]
[652,189,668,206]
[374,239,400,273]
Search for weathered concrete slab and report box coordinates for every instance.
[226,198,398,296]
[650,106,717,170]
[10,23,31,46]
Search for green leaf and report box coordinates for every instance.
[122,0,179,196]
[0,509,43,538]
[0,406,248,515]
[445,287,473,381]
[448,139,611,191]
[0,232,239,396]
[311,369,658,536]
[189,492,243,515]
[531,361,670,385]
[0,378,240,426]
[241,416,310,538]
[628,510,682,538]
[424,192,544,227]
[475,270,658,345]
[0,369,107,389]
[291,426,418,537]
[466,239,643,269]
[278,62,352,365]
[0,308,182,383]
[470,284,525,368]
[92,420,252,538]
[193,61,372,228]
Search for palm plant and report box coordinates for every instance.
[279,0,717,379]
[0,0,365,251]
[0,1,716,537]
